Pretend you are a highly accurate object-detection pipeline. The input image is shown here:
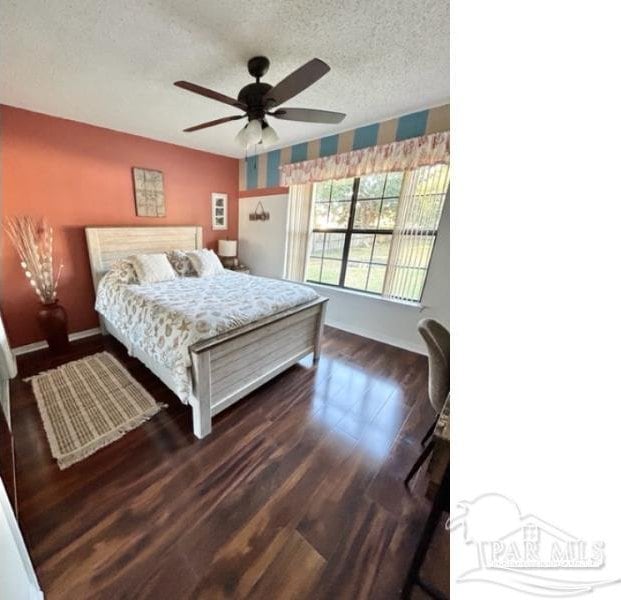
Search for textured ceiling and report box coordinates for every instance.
[0,0,449,158]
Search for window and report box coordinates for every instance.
[305,166,448,302]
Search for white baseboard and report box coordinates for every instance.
[13,327,101,356]
[325,318,427,356]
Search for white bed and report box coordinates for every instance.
[85,226,327,438]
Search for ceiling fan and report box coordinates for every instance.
[174,56,346,147]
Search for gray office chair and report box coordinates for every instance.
[405,318,449,488]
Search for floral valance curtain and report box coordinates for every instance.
[279,131,450,186]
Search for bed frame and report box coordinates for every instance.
[85,226,327,439]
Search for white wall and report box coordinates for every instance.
[238,193,450,355]
[0,478,43,599]
[238,194,288,279]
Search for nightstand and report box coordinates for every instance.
[226,264,250,274]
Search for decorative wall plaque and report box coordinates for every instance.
[249,201,270,221]
[132,167,165,217]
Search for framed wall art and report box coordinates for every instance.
[211,193,228,230]
[132,167,165,217]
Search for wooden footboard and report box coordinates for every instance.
[188,298,327,438]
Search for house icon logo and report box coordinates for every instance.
[449,493,619,596]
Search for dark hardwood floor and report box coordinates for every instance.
[11,326,449,599]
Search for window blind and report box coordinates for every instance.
[383,164,449,302]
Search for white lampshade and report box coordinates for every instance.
[245,119,262,145]
[235,124,249,147]
[261,122,278,146]
[218,239,237,257]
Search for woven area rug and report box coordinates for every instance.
[29,351,165,470]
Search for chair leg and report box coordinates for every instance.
[421,417,438,446]
[401,466,450,599]
[404,439,434,488]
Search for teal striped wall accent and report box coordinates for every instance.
[245,155,258,190]
[320,135,339,157]
[290,142,308,163]
[352,123,379,150]
[395,110,429,141]
[266,149,281,187]
[240,103,449,191]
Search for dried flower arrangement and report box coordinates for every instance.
[4,216,64,305]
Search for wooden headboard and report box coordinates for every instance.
[85,226,203,291]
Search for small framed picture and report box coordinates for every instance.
[211,193,228,230]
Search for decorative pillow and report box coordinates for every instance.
[166,250,196,277]
[129,253,177,284]
[107,259,138,285]
[187,249,225,278]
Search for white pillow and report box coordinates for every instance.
[187,249,225,278]
[129,253,177,284]
[206,250,225,274]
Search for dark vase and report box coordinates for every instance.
[37,300,69,352]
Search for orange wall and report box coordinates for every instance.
[0,105,239,347]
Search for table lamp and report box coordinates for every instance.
[217,239,238,268]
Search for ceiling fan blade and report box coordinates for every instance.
[174,81,247,110]
[271,107,346,124]
[263,59,330,107]
[183,115,244,133]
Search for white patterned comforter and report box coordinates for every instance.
[95,271,319,402]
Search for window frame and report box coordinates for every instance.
[305,173,443,302]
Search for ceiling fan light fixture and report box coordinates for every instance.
[234,124,249,147]
[245,119,263,145]
[261,120,278,146]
